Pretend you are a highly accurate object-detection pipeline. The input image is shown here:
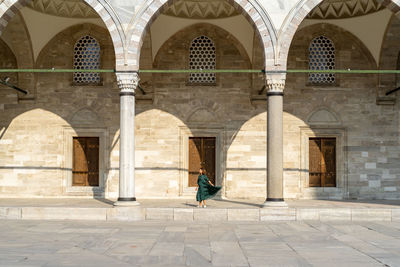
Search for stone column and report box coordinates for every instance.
[115,72,140,206]
[263,74,287,207]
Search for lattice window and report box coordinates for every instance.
[308,36,335,84]
[73,35,101,84]
[189,35,216,84]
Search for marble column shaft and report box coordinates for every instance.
[265,74,286,204]
[116,72,139,203]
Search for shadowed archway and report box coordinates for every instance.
[0,0,125,69]
[125,0,277,70]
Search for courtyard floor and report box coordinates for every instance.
[1,220,400,266]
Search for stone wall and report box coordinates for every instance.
[285,23,400,199]
[0,23,120,198]
[1,11,35,99]
[380,17,400,94]
[0,38,18,107]
[0,18,399,200]
[138,23,267,198]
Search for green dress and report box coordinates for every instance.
[196,174,221,201]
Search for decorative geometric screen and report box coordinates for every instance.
[189,35,216,84]
[73,35,101,84]
[308,36,335,84]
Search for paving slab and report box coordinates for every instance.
[149,242,185,256]
[0,220,399,266]
[210,241,248,266]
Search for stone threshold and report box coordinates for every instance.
[1,206,400,222]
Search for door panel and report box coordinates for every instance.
[309,137,336,187]
[309,138,321,187]
[73,138,88,186]
[204,138,216,184]
[188,137,216,187]
[72,137,99,186]
[322,138,336,187]
[87,137,99,186]
[188,138,202,187]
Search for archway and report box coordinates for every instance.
[0,0,124,69]
[277,0,400,69]
[125,0,277,70]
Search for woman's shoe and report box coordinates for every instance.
[203,205,207,208]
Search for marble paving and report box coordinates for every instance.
[0,220,400,266]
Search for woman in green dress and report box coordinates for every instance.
[196,167,221,208]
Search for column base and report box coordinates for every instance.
[262,198,288,208]
[114,198,140,207]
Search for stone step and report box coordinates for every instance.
[1,206,399,222]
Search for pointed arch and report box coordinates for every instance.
[278,0,400,69]
[0,0,125,69]
[125,0,277,71]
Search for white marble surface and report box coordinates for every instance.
[1,220,400,266]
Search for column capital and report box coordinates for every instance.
[116,72,140,95]
[266,73,286,96]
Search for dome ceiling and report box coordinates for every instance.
[163,0,239,19]
[307,0,385,19]
[27,0,98,18]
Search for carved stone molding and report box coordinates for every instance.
[307,0,384,19]
[266,74,286,95]
[163,0,239,19]
[116,72,140,94]
[27,0,98,18]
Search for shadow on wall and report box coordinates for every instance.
[0,108,118,198]
[2,19,399,200]
[0,22,119,198]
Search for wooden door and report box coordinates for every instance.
[203,138,216,184]
[309,137,336,187]
[188,138,202,187]
[73,137,99,186]
[188,137,216,187]
[322,138,336,187]
[309,138,322,187]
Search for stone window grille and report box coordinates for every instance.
[73,35,101,84]
[189,35,216,84]
[308,36,335,84]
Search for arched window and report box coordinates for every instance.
[189,35,216,84]
[309,36,335,84]
[73,35,101,84]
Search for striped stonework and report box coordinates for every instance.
[0,0,125,70]
[377,0,400,14]
[125,0,277,71]
[278,0,400,70]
